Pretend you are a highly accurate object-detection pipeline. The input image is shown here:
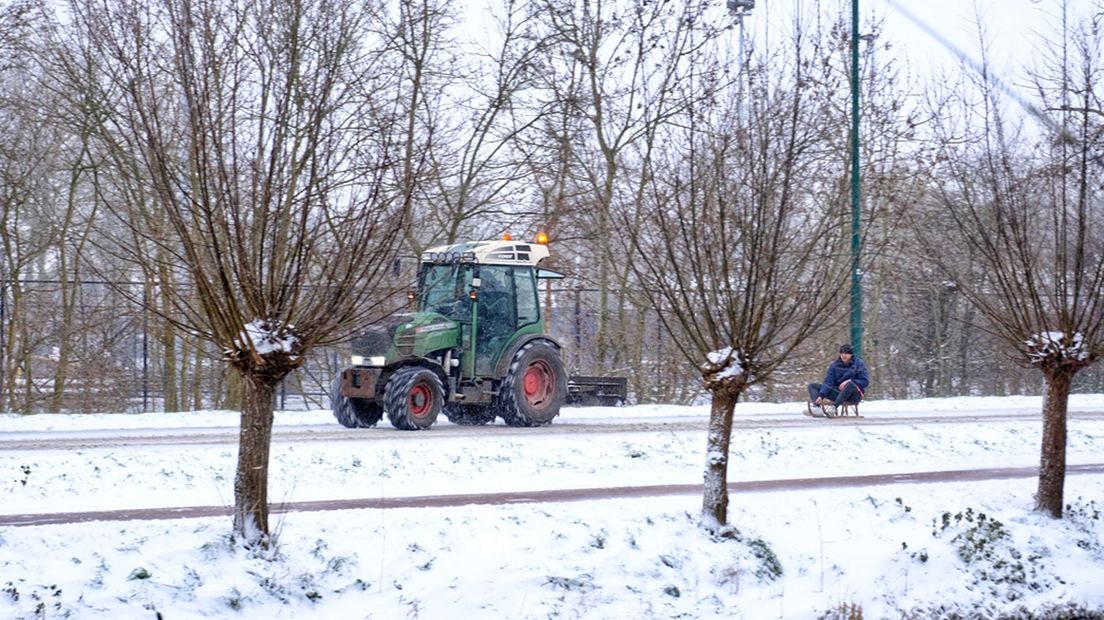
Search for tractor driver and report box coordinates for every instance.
[423,264,472,321]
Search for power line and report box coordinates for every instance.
[885,0,1067,139]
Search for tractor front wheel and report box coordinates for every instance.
[385,367,444,430]
[496,341,567,427]
[331,376,383,428]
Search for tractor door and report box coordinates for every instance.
[475,265,540,375]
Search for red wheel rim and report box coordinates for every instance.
[409,383,432,417]
[522,360,554,407]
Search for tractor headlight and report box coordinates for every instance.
[351,355,386,366]
[351,355,365,366]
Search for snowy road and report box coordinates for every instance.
[3,408,1104,450]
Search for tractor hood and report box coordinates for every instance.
[351,313,415,358]
[350,312,461,362]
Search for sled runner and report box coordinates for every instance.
[804,400,862,418]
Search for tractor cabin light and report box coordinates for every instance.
[535,232,549,245]
[502,232,513,240]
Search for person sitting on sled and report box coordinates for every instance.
[808,344,870,416]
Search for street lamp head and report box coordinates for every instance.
[727,0,755,15]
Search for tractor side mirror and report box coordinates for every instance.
[536,269,565,279]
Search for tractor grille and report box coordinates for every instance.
[353,328,391,356]
[352,313,414,357]
[395,332,416,356]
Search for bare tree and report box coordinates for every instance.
[626,30,852,528]
[0,1,63,412]
[386,0,452,254]
[420,0,554,245]
[921,4,1104,517]
[48,0,406,541]
[530,0,728,376]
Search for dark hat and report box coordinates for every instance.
[839,344,854,354]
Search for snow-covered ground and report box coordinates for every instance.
[1,395,1103,619]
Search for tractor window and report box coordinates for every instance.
[513,267,539,327]
[476,266,515,331]
[419,264,473,321]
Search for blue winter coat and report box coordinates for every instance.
[817,356,870,397]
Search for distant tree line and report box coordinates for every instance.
[3,0,1101,417]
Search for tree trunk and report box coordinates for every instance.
[191,342,204,410]
[158,271,179,412]
[51,275,75,413]
[233,374,278,541]
[1036,369,1072,518]
[702,389,739,529]
[19,313,33,411]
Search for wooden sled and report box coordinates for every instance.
[804,400,862,419]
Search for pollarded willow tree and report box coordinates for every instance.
[626,24,853,529]
[920,6,1104,518]
[46,0,406,541]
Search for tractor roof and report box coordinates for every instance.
[421,239,550,267]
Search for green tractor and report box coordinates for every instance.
[331,236,570,430]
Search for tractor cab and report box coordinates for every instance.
[418,239,549,376]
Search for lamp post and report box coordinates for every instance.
[727,0,755,121]
[849,0,863,357]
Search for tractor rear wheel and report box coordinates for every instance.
[331,376,383,428]
[385,367,444,430]
[444,403,496,426]
[496,341,567,427]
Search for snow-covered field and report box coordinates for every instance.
[1,395,1103,619]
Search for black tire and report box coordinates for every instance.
[444,403,496,426]
[331,376,383,428]
[496,341,567,427]
[385,366,444,430]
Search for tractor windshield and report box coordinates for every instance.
[419,263,474,321]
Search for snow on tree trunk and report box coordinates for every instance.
[228,319,302,543]
[702,389,739,530]
[1024,331,1091,519]
[1036,369,1072,518]
[700,348,747,530]
[233,374,278,542]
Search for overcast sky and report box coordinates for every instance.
[750,0,1095,82]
